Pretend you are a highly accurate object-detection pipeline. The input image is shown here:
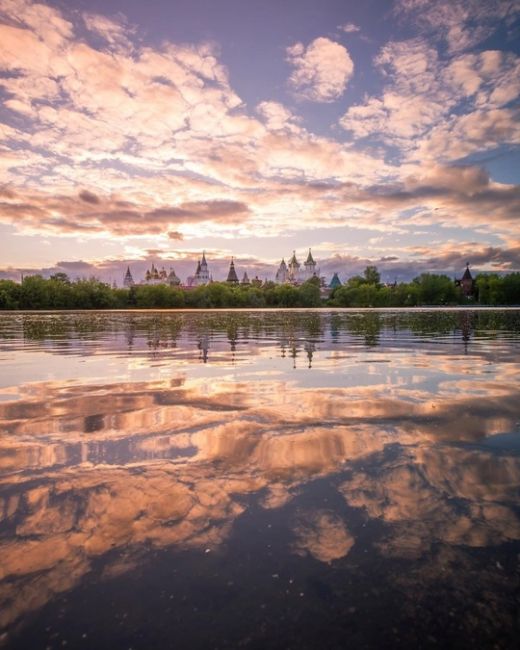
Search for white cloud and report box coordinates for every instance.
[286,37,354,102]
[339,22,361,33]
[0,0,518,258]
[256,101,301,132]
[340,37,520,164]
[82,13,134,51]
[394,0,519,53]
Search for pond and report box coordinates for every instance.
[0,309,519,649]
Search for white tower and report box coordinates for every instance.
[275,258,288,284]
[199,251,210,284]
[304,249,317,280]
[287,251,300,283]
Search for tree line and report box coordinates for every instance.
[0,267,519,310]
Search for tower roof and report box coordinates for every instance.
[329,272,342,289]
[201,250,207,267]
[168,268,180,285]
[195,260,201,275]
[123,266,134,286]
[226,258,239,283]
[289,250,299,266]
[305,248,315,265]
[462,263,472,281]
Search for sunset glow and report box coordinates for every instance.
[0,0,519,283]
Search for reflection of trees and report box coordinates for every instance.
[197,333,209,363]
[400,311,456,337]
[344,313,382,346]
[1,311,519,362]
[2,310,520,644]
[458,311,472,344]
[304,341,315,368]
[145,316,183,351]
[330,314,341,343]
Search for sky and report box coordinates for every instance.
[0,0,519,284]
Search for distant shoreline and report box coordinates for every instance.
[1,306,520,314]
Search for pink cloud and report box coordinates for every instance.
[286,37,354,102]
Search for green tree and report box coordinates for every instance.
[20,275,51,309]
[298,280,321,307]
[49,272,70,283]
[0,280,21,309]
[503,273,520,305]
[363,265,381,286]
[413,273,459,305]
[135,284,184,308]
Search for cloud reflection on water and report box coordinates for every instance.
[0,311,519,635]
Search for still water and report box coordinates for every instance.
[0,309,519,649]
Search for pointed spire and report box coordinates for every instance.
[124,265,134,287]
[305,248,315,265]
[226,257,239,283]
[123,266,134,286]
[201,250,207,267]
[276,258,288,283]
[289,250,299,266]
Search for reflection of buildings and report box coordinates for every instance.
[459,311,472,345]
[304,341,316,368]
[1,315,520,637]
[198,333,210,362]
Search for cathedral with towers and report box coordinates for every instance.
[122,253,476,299]
[275,249,319,284]
[187,251,211,286]
[123,248,329,289]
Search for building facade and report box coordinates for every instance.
[187,252,211,287]
[456,263,475,297]
[275,249,320,284]
[275,258,288,283]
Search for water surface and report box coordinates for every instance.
[1,310,519,649]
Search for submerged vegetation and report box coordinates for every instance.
[0,268,519,310]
